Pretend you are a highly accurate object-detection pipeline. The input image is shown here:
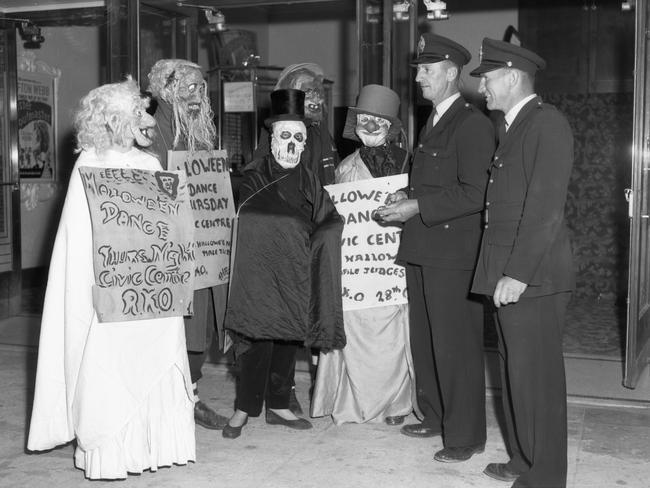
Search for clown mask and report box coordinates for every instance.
[355,113,391,147]
[271,120,307,169]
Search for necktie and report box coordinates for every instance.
[432,107,439,127]
[497,118,507,144]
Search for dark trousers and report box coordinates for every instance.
[186,285,228,384]
[235,339,299,417]
[406,264,486,447]
[495,292,570,488]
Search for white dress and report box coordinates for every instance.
[311,149,415,425]
[27,147,195,479]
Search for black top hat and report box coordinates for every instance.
[412,33,471,67]
[264,88,306,127]
[470,38,546,77]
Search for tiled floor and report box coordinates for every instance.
[0,344,648,488]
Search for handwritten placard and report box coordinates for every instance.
[325,174,408,311]
[169,150,235,289]
[80,166,195,322]
[223,81,254,112]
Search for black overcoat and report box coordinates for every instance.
[225,157,345,350]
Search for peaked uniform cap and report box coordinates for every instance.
[470,38,546,76]
[343,84,402,141]
[412,33,471,67]
[264,88,306,127]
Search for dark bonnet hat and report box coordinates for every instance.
[470,38,546,77]
[342,84,402,142]
[264,88,306,128]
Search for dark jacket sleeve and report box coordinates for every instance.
[417,113,494,226]
[503,110,574,283]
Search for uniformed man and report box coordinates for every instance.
[470,38,575,487]
[378,33,494,463]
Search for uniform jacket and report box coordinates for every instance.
[472,97,575,297]
[397,97,495,270]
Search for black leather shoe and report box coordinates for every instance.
[434,444,485,463]
[483,463,520,482]
[194,400,228,430]
[222,417,248,439]
[288,387,303,415]
[385,415,406,426]
[265,409,313,430]
[400,423,441,438]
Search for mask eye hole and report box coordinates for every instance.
[187,83,197,93]
[294,133,304,142]
[280,131,292,139]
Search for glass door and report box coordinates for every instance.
[0,24,22,319]
[625,0,650,388]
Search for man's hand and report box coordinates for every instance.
[374,198,419,223]
[493,276,527,308]
[384,190,408,205]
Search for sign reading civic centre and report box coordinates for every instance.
[325,174,408,311]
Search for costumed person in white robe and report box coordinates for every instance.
[27,78,195,479]
[222,88,345,439]
[311,84,415,425]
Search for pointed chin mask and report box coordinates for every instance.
[271,120,307,169]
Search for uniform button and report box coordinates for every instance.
[410,187,414,191]
[444,224,449,229]
[433,152,437,157]
[484,224,489,229]
[489,178,494,183]
[486,201,490,206]
[494,156,499,160]
[498,163,503,168]
[418,143,423,148]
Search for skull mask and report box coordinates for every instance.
[271,120,307,169]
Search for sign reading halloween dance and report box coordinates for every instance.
[169,150,235,289]
[80,166,195,322]
[325,174,408,311]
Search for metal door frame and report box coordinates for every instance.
[625,0,650,388]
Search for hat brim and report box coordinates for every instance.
[264,113,307,128]
[469,61,505,77]
[342,107,402,142]
[410,54,448,66]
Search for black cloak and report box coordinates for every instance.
[225,156,345,351]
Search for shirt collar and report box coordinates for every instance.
[504,94,537,129]
[433,92,461,123]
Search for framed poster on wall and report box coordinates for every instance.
[17,69,56,180]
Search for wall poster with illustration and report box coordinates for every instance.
[17,70,56,180]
